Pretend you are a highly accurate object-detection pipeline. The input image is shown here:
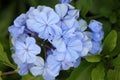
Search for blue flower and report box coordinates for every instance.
[92,31,104,41]
[12,54,33,75]
[26,6,61,40]
[8,2,104,80]
[86,20,104,54]
[60,0,72,3]
[88,20,102,32]
[89,41,102,54]
[76,32,92,56]
[8,14,26,37]
[11,34,28,45]
[45,54,61,77]
[14,37,41,63]
[73,58,81,68]
[53,36,83,62]
[30,54,58,80]
[51,28,75,52]
[55,4,78,30]
[75,19,87,31]
[49,50,80,70]
[30,57,44,76]
[64,37,82,61]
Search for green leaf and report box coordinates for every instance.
[91,63,105,80]
[110,32,120,57]
[109,12,117,24]
[0,3,15,53]
[103,30,117,52]
[85,55,101,63]
[0,71,2,80]
[99,7,111,18]
[107,68,120,80]
[111,54,120,67]
[66,61,95,80]
[21,73,44,80]
[0,77,2,80]
[101,20,111,37]
[76,0,93,17]
[27,0,59,8]
[90,0,115,17]
[26,0,40,6]
[0,42,16,69]
[0,3,15,38]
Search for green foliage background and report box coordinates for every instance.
[0,0,120,80]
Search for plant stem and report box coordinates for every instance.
[88,15,103,20]
[1,70,17,76]
[43,46,47,60]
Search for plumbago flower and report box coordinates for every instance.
[14,37,41,63]
[8,14,26,37]
[55,3,79,30]
[26,6,61,40]
[87,20,104,54]
[8,0,104,80]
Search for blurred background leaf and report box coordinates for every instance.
[85,54,101,63]
[66,60,96,80]
[91,63,105,80]
[107,68,120,80]
[21,73,44,80]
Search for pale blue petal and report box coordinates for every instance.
[63,28,75,38]
[15,41,26,50]
[66,49,79,61]
[12,54,29,75]
[26,37,36,44]
[26,7,35,18]
[8,25,25,37]
[92,31,104,41]
[12,54,23,65]
[26,37,41,55]
[35,12,47,23]
[38,6,53,14]
[78,19,87,31]
[42,68,55,80]
[68,39,82,50]
[14,14,26,27]
[18,64,28,75]
[90,41,102,54]
[75,32,84,39]
[88,20,102,32]
[52,38,66,52]
[53,50,65,61]
[30,67,43,76]
[73,58,81,68]
[68,9,79,18]
[26,19,44,33]
[47,55,61,76]
[55,4,68,18]
[63,18,75,28]
[80,41,92,56]
[28,44,41,55]
[30,57,44,76]
[34,57,44,67]
[48,11,60,24]
[51,24,62,35]
[38,28,50,39]
[61,61,72,70]
[27,54,37,63]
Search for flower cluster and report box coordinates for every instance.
[8,0,104,80]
